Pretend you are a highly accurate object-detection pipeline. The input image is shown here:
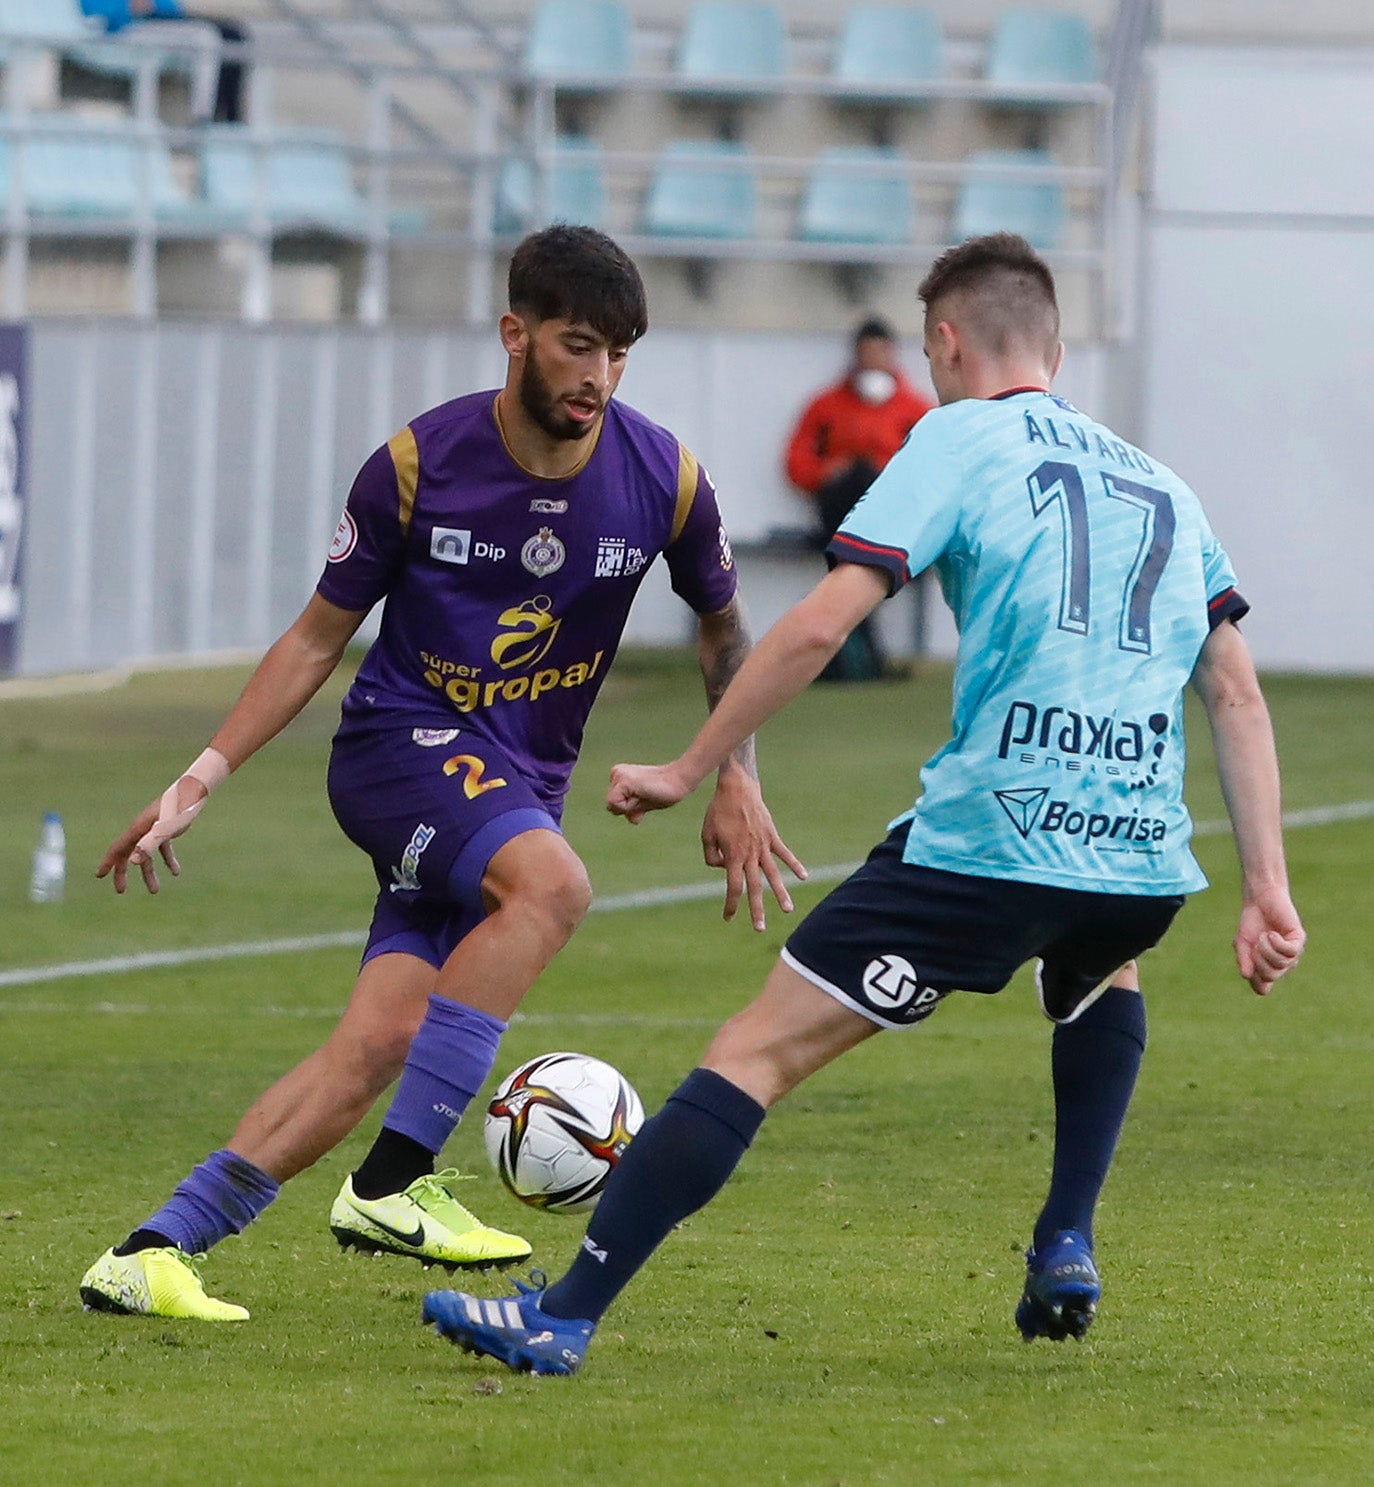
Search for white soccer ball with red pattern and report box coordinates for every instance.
[483,1051,645,1214]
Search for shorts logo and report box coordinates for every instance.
[862,954,922,1010]
[994,787,1050,839]
[389,822,435,894]
[327,509,358,562]
[521,527,565,578]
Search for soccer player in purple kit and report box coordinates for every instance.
[80,225,803,1322]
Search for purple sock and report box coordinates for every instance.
[381,993,507,1155]
[136,1148,279,1254]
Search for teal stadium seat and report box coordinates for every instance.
[798,146,913,245]
[523,0,632,90]
[495,137,605,233]
[0,113,207,224]
[984,9,1096,104]
[676,2,787,95]
[833,7,943,104]
[642,140,755,240]
[954,149,1064,249]
[199,126,424,238]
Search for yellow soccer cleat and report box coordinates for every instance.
[330,1169,532,1271]
[80,1247,250,1322]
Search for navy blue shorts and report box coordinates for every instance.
[782,827,1184,1029]
[327,724,562,970]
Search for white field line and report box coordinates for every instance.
[1,799,1370,996]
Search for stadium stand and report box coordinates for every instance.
[0,2,1136,326]
[798,145,914,246]
[985,8,1098,101]
[953,147,1066,249]
[674,2,789,95]
[642,139,756,240]
[831,7,945,104]
[494,135,606,235]
[523,0,633,90]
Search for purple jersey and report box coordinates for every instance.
[317,391,737,812]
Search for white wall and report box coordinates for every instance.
[1140,46,1374,672]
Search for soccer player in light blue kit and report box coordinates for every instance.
[424,233,1306,1372]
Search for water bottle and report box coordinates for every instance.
[28,811,66,904]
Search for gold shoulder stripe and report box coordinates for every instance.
[671,443,699,544]
[388,425,419,537]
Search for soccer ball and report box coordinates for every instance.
[483,1051,645,1214]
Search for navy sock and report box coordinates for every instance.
[542,1068,766,1325]
[1033,986,1147,1252]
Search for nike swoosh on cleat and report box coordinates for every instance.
[358,1211,426,1247]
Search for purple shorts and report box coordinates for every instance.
[327,724,562,970]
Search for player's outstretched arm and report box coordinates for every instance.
[690,596,808,931]
[98,594,367,895]
[1190,620,1306,995]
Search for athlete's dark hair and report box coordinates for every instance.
[508,225,648,347]
[918,232,1059,357]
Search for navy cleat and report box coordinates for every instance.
[1015,1229,1101,1342]
[423,1273,595,1376]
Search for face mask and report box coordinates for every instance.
[853,368,897,405]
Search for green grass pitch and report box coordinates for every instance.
[1,653,1370,1485]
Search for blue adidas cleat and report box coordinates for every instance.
[1015,1229,1101,1342]
[423,1273,595,1376]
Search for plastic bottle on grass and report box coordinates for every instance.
[29,812,66,903]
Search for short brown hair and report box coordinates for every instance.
[918,233,1059,358]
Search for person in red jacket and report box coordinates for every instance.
[784,318,933,677]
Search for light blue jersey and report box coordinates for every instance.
[831,389,1247,895]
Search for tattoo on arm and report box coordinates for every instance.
[700,596,758,778]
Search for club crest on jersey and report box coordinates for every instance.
[522,527,565,577]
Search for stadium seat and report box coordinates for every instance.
[0,113,207,224]
[984,9,1097,104]
[642,140,755,239]
[522,0,632,90]
[675,2,787,95]
[200,126,389,237]
[953,149,1064,249]
[832,7,943,104]
[798,146,913,245]
[494,137,606,233]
